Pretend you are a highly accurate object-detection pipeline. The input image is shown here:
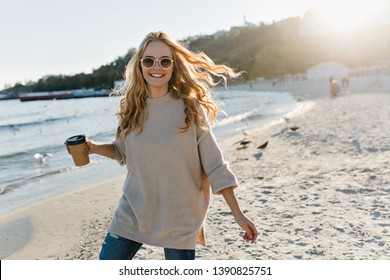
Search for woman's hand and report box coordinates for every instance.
[85,139,98,154]
[234,212,259,243]
[64,138,97,155]
[220,187,259,244]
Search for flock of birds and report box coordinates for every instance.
[235,121,300,150]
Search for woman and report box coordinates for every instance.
[79,31,258,260]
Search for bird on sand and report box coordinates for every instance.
[34,153,53,162]
[257,141,269,149]
[239,140,251,146]
[232,139,251,146]
[289,126,300,131]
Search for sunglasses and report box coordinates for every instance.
[140,57,174,69]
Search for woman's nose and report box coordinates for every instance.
[152,60,162,69]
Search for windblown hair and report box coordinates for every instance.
[114,31,241,138]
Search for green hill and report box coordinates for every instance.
[3,15,390,97]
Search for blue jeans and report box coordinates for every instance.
[99,233,195,260]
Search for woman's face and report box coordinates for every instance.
[140,41,173,98]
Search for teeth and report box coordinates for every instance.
[150,74,163,78]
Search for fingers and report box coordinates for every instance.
[242,223,259,244]
[85,139,95,148]
[249,223,259,242]
[235,213,259,244]
[85,139,95,154]
[64,138,92,155]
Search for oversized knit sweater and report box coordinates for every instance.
[109,93,239,249]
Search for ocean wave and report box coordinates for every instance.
[0,158,108,196]
[0,144,62,160]
[0,167,73,196]
[213,109,258,127]
[0,116,72,131]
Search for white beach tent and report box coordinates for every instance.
[307,62,349,80]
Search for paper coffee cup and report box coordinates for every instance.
[65,135,90,166]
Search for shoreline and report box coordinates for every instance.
[1,91,390,259]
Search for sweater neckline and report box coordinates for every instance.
[146,93,173,106]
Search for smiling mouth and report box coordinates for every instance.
[150,74,164,78]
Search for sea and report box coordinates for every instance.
[0,89,301,217]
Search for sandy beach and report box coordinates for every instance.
[1,88,390,260]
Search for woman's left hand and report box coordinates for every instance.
[220,187,259,244]
[234,212,259,243]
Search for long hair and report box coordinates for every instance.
[115,31,241,138]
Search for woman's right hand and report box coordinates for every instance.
[86,140,117,159]
[66,139,116,159]
[65,138,96,155]
[85,139,98,155]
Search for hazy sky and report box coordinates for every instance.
[0,0,387,89]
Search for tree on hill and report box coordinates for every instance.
[2,48,136,94]
[3,17,390,95]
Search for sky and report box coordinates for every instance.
[0,0,388,90]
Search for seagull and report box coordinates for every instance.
[240,140,251,146]
[232,139,251,146]
[34,153,53,163]
[257,141,269,149]
[289,126,300,131]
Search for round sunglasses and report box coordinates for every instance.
[140,57,174,69]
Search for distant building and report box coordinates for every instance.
[349,63,390,77]
[306,62,349,80]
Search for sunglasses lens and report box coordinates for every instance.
[142,58,154,68]
[160,58,172,68]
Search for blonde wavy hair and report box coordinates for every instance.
[115,31,241,138]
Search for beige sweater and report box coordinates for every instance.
[109,93,238,249]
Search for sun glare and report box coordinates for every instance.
[313,0,385,32]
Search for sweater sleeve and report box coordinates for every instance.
[112,131,126,166]
[196,108,239,194]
